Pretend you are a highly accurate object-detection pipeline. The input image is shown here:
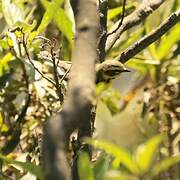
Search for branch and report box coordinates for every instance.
[98,0,108,62]
[51,47,64,104]
[1,94,31,155]
[117,10,180,63]
[42,0,99,179]
[1,38,31,155]
[59,65,71,84]
[106,0,126,36]
[21,31,56,86]
[106,0,166,52]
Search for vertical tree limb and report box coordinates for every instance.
[42,0,99,179]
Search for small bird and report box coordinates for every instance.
[39,51,130,83]
[96,60,130,82]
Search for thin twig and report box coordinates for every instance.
[106,0,126,37]
[17,42,30,90]
[106,0,165,52]
[56,46,62,67]
[51,47,64,103]
[56,56,61,67]
[117,10,180,63]
[21,31,56,86]
[34,35,51,43]
[59,66,71,84]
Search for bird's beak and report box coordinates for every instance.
[124,69,131,72]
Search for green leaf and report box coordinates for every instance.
[37,3,56,33]
[127,59,160,65]
[109,28,143,57]
[0,1,2,13]
[103,98,120,115]
[97,84,122,115]
[40,0,50,9]
[151,156,180,177]
[78,152,94,180]
[0,53,13,76]
[0,154,44,180]
[134,134,164,175]
[87,139,140,175]
[157,24,180,60]
[54,8,73,43]
[27,31,38,44]
[0,38,9,49]
[61,36,72,60]
[15,20,37,33]
[93,154,109,180]
[37,0,64,34]
[96,82,110,96]
[122,28,144,50]
[0,113,9,132]
[25,5,36,24]
[52,0,65,7]
[144,20,158,60]
[38,0,73,43]
[2,0,24,27]
[126,58,159,74]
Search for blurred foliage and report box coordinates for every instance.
[80,135,180,180]
[0,153,43,180]
[0,0,179,179]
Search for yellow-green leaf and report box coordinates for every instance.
[134,134,164,175]
[157,24,180,60]
[40,0,50,9]
[87,139,140,175]
[151,156,180,177]
[93,154,109,180]
[27,31,38,44]
[0,53,13,76]
[78,152,94,180]
[15,20,37,33]
[126,58,158,74]
[145,20,158,60]
[0,113,9,132]
[37,0,64,34]
[54,8,73,43]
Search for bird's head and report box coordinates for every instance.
[96,60,130,82]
